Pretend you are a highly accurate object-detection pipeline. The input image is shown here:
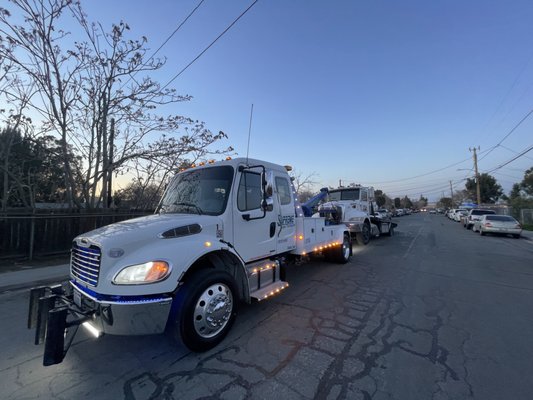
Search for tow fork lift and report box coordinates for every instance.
[28,283,96,366]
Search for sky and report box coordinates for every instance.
[8,0,533,201]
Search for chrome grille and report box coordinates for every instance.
[71,242,101,286]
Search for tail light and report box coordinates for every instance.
[484,222,492,227]
[516,224,522,229]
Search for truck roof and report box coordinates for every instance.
[185,157,290,174]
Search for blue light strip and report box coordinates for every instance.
[71,280,171,304]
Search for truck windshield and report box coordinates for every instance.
[157,166,234,216]
[329,189,360,201]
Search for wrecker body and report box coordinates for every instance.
[28,158,352,365]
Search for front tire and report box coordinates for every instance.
[356,222,371,245]
[169,269,238,352]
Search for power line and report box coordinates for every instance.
[478,108,533,162]
[353,147,494,186]
[160,0,259,92]
[120,0,206,90]
[499,144,533,161]
[484,143,533,174]
[104,1,258,140]
[475,49,533,144]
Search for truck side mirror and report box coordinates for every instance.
[264,171,274,197]
[262,197,274,212]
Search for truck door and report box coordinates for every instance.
[232,167,278,263]
[274,174,297,253]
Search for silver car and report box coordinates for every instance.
[473,215,522,238]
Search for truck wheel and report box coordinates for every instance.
[169,269,238,352]
[327,234,351,264]
[356,222,371,245]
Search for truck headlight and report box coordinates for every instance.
[113,261,171,285]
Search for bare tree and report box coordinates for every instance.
[291,170,318,194]
[0,0,232,209]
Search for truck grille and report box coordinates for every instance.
[71,242,101,286]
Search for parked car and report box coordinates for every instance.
[377,208,392,219]
[463,209,496,230]
[446,209,458,219]
[473,215,522,238]
[429,209,437,214]
[395,209,404,217]
[453,209,468,222]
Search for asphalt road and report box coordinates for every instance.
[1,213,533,400]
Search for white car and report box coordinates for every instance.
[464,209,495,230]
[473,214,522,238]
[453,209,468,222]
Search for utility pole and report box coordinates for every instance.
[449,180,454,207]
[469,146,481,205]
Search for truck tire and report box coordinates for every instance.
[169,269,238,352]
[326,234,351,264]
[356,222,371,245]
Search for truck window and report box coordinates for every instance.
[329,189,360,201]
[157,166,233,216]
[238,171,262,211]
[275,177,292,205]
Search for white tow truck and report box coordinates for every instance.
[28,158,352,365]
[317,186,396,245]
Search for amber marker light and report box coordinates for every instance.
[204,241,212,247]
[145,261,171,282]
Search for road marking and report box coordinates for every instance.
[403,226,423,259]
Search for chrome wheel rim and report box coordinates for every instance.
[342,238,350,260]
[193,283,233,338]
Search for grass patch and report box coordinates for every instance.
[522,224,533,231]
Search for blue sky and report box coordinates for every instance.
[34,1,533,200]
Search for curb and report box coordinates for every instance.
[0,276,70,294]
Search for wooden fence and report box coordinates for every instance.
[0,211,151,260]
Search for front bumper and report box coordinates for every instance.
[28,281,174,366]
[345,222,364,233]
[71,281,173,335]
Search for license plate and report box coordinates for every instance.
[73,289,82,307]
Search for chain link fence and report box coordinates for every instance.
[520,209,533,226]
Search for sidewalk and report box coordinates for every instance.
[0,263,70,292]
[521,230,533,241]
